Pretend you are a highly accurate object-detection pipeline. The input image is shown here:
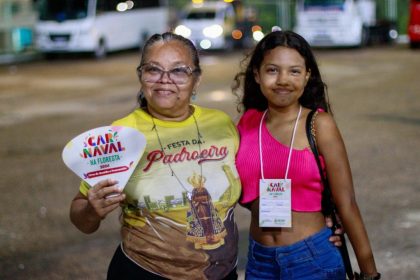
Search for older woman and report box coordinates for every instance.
[70,33,241,280]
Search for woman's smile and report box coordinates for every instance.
[153,87,176,96]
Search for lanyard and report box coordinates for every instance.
[150,108,203,200]
[259,105,302,180]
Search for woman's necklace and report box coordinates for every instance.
[150,106,203,200]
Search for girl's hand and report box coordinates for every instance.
[325,215,344,247]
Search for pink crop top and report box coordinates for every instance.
[236,109,324,212]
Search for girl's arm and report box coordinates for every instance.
[315,112,379,277]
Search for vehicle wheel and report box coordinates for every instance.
[44,52,57,60]
[94,39,107,59]
[410,41,420,49]
[360,26,370,47]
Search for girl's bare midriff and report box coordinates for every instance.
[249,200,325,246]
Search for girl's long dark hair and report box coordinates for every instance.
[232,30,331,113]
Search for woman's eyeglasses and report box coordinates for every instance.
[137,64,196,84]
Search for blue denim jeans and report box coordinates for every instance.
[245,227,345,280]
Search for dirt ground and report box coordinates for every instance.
[0,45,419,279]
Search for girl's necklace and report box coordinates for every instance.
[150,106,203,200]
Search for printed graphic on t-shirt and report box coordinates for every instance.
[118,110,240,252]
[186,173,227,249]
[80,107,241,279]
[124,138,239,250]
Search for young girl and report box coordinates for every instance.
[233,30,380,279]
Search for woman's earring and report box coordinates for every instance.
[138,90,145,101]
[138,90,147,107]
[191,90,197,101]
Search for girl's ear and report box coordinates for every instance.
[254,68,261,84]
[305,69,311,85]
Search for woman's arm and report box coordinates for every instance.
[316,112,378,276]
[69,179,125,234]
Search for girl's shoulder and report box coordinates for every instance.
[238,109,263,124]
[309,109,341,145]
[313,110,336,129]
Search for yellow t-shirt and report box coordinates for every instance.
[79,105,241,280]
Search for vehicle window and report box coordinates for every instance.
[304,0,345,5]
[38,0,88,21]
[186,11,216,20]
[303,0,345,11]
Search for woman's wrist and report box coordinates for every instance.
[355,272,381,280]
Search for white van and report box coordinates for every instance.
[35,0,169,58]
[294,0,398,47]
[174,1,236,50]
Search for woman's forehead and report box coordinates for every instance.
[145,41,193,66]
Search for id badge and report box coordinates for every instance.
[259,179,291,227]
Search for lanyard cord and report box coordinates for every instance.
[259,105,302,180]
[150,108,203,197]
[147,108,202,241]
